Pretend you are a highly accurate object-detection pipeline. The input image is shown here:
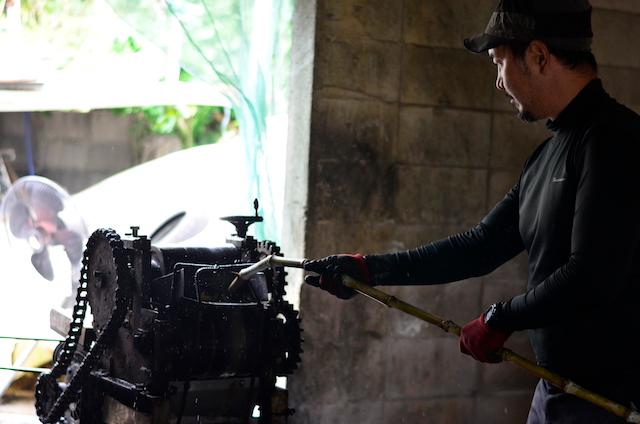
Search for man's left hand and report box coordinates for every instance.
[459,313,511,363]
[303,254,371,299]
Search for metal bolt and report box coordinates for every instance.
[126,226,140,237]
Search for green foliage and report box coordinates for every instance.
[15,1,235,151]
[111,35,141,53]
[113,103,237,149]
[12,0,95,70]
[20,0,94,29]
[113,67,237,149]
[192,106,237,145]
[140,106,181,135]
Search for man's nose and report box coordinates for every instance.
[495,74,504,91]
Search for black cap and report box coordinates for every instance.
[464,0,593,53]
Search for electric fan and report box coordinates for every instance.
[0,176,88,281]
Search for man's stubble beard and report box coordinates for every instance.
[513,61,540,123]
[518,109,538,122]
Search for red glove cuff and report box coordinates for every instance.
[348,253,371,284]
[459,314,511,363]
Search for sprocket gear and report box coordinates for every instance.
[256,241,288,300]
[272,301,303,375]
[35,228,132,424]
[34,374,62,421]
[256,241,301,373]
[256,240,281,259]
[86,231,126,332]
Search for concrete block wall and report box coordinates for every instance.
[287,1,640,423]
[0,110,135,194]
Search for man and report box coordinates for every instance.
[304,0,640,422]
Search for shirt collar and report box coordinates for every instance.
[546,79,608,132]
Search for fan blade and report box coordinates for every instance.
[27,182,65,215]
[31,249,54,281]
[52,229,83,264]
[7,202,33,239]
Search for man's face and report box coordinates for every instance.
[488,45,539,122]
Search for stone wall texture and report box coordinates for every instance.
[288,1,640,423]
[0,111,135,194]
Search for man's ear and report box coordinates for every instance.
[528,40,551,73]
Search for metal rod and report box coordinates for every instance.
[229,255,306,290]
[0,335,64,343]
[341,275,640,423]
[22,112,35,175]
[237,255,305,280]
[269,256,306,268]
[0,366,49,374]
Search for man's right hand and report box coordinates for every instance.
[303,254,371,299]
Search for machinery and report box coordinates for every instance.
[34,206,302,423]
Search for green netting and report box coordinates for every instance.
[106,0,294,241]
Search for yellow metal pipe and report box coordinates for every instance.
[342,275,640,423]
[231,255,640,421]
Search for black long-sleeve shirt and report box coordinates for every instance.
[366,79,640,401]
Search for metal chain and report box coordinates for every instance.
[51,237,91,377]
[35,228,132,424]
[35,232,95,422]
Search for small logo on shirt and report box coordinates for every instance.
[552,177,566,183]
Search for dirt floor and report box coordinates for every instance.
[0,374,39,423]
[0,392,39,424]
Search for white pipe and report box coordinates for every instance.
[229,255,306,290]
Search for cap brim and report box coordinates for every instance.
[463,33,512,53]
